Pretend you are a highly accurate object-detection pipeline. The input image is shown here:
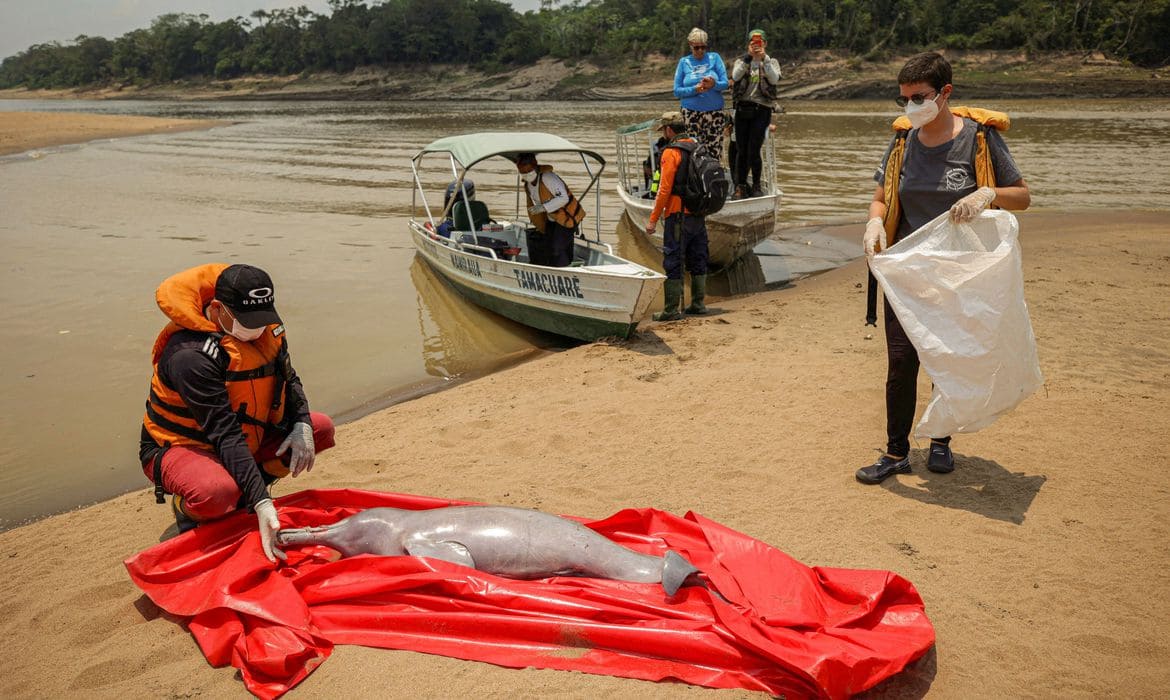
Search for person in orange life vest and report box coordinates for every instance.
[645,111,710,322]
[516,152,586,267]
[140,263,335,561]
[856,52,1030,486]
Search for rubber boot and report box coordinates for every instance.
[685,274,708,315]
[653,279,684,321]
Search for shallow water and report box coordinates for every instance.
[1,97,1167,529]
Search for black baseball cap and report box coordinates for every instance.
[214,264,282,328]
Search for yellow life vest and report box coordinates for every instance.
[142,263,287,454]
[881,106,1010,248]
[524,165,586,231]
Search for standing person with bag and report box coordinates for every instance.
[673,27,729,163]
[729,29,781,199]
[140,263,336,560]
[645,111,711,321]
[856,52,1030,485]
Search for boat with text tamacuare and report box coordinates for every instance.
[408,132,665,342]
[615,118,783,270]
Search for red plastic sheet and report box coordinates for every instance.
[125,489,934,699]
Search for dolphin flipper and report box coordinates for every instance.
[406,540,477,569]
[661,550,700,596]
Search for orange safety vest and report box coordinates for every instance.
[142,263,288,454]
[880,106,1009,248]
[524,165,586,231]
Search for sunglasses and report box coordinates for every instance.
[690,44,707,50]
[895,90,937,107]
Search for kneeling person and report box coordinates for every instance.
[140,263,335,561]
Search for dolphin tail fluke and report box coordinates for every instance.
[661,550,700,596]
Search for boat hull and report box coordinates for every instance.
[616,184,780,270]
[410,222,663,342]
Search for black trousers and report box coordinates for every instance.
[528,221,574,267]
[733,102,771,189]
[884,298,950,457]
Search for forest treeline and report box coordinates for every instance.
[2,0,1168,89]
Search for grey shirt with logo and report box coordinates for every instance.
[874,118,1023,240]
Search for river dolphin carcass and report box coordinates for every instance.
[275,505,701,595]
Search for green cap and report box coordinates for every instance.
[748,28,766,42]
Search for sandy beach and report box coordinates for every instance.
[1,116,1168,698]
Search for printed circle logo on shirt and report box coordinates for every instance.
[944,168,974,192]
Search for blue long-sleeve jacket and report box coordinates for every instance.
[673,52,729,112]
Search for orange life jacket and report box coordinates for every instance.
[524,165,586,231]
[881,106,1009,248]
[142,263,288,454]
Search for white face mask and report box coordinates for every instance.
[521,170,538,186]
[904,93,941,129]
[227,318,266,342]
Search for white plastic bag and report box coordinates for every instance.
[870,210,1043,439]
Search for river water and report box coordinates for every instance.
[2,97,1168,529]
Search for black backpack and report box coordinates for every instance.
[668,140,730,217]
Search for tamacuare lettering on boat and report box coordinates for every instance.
[449,253,482,277]
[512,269,584,299]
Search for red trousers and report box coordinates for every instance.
[143,412,335,521]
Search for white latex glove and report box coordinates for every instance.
[863,217,885,258]
[528,203,545,215]
[255,498,286,563]
[950,186,996,223]
[276,421,315,477]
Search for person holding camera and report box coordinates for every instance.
[729,29,781,200]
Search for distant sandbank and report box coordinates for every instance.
[0,111,229,156]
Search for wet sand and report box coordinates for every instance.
[0,111,229,156]
[1,200,1167,696]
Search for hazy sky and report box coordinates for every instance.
[0,0,543,61]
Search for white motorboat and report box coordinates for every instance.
[409,132,665,342]
[615,118,783,270]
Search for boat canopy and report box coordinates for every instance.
[415,132,605,170]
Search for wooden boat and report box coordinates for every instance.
[615,118,783,270]
[409,132,665,342]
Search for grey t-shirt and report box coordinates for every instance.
[874,118,1022,240]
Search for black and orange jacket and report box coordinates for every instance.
[648,136,699,226]
[140,263,309,506]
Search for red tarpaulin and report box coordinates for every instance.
[124,489,934,699]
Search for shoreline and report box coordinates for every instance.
[2,49,1168,103]
[0,108,856,532]
[2,208,1168,697]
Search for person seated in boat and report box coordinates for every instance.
[436,178,476,238]
[642,136,669,199]
[516,153,586,267]
[730,29,781,199]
